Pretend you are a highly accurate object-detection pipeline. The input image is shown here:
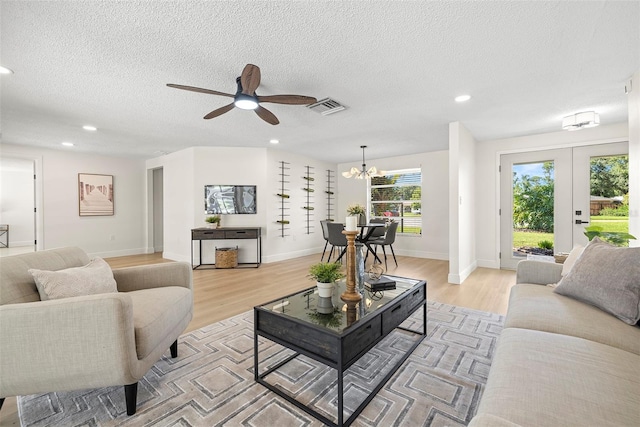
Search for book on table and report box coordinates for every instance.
[365,276,397,292]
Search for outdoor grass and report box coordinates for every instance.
[513,216,629,248]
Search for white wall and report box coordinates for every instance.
[146,146,335,264]
[0,143,146,257]
[152,168,163,251]
[474,122,629,268]
[337,150,449,260]
[628,71,640,247]
[0,157,34,246]
[448,122,476,284]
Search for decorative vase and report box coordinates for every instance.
[358,213,366,226]
[316,281,335,314]
[317,281,334,298]
[356,244,365,295]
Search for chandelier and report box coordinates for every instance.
[342,145,385,179]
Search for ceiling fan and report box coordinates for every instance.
[167,64,317,125]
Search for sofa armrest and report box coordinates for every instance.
[515,260,563,285]
[0,293,139,397]
[112,262,192,293]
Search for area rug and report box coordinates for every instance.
[18,301,504,427]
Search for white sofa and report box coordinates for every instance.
[470,257,640,426]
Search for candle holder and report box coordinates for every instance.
[341,230,362,304]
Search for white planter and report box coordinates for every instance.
[317,281,335,298]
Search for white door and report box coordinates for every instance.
[500,142,629,269]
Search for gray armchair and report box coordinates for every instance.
[0,247,193,416]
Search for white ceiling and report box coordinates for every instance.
[1,1,638,164]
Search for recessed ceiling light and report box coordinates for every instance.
[269,139,279,144]
[455,95,471,102]
[0,66,13,75]
[82,125,97,131]
[61,142,74,147]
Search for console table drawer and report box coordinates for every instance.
[382,300,408,336]
[225,229,258,239]
[192,229,225,239]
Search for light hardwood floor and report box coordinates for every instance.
[0,253,516,426]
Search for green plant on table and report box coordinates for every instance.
[308,262,345,283]
[205,215,221,224]
[347,204,365,216]
[584,225,636,246]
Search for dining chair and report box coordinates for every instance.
[320,220,331,261]
[371,221,399,269]
[326,222,347,262]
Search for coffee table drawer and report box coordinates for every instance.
[342,315,382,364]
[405,285,426,313]
[382,300,408,336]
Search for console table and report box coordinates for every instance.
[191,227,261,269]
[0,224,8,248]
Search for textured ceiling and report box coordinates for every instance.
[1,1,638,164]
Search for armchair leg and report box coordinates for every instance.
[125,383,138,416]
[0,397,4,411]
[170,339,178,358]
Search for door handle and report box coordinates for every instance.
[575,220,590,224]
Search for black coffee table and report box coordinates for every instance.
[254,275,426,426]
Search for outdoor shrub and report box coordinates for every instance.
[598,204,629,217]
[538,240,554,250]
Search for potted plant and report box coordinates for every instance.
[205,215,221,228]
[308,262,344,298]
[347,203,366,226]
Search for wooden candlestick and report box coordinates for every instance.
[341,230,362,303]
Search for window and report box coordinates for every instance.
[369,168,422,235]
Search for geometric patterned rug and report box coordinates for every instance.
[18,301,504,427]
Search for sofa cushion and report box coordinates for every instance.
[0,247,90,305]
[505,284,640,355]
[127,286,193,359]
[553,237,640,325]
[475,328,640,427]
[29,257,117,301]
[560,244,584,277]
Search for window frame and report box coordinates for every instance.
[368,167,422,235]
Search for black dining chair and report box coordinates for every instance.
[326,222,347,262]
[371,221,399,269]
[320,220,331,261]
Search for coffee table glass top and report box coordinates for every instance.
[256,275,423,334]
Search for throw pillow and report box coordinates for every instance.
[561,244,585,276]
[29,257,118,301]
[554,238,640,325]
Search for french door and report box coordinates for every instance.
[500,142,628,269]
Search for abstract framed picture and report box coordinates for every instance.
[78,173,114,216]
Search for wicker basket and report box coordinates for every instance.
[554,253,569,264]
[216,246,238,269]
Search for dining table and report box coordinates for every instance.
[335,223,385,264]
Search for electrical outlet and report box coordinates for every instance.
[110,235,115,241]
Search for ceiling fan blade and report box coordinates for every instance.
[255,105,279,125]
[167,83,234,98]
[203,103,235,119]
[240,64,261,96]
[257,95,318,105]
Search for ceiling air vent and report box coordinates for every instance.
[307,98,346,115]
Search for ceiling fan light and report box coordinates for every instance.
[234,94,259,110]
[562,111,599,131]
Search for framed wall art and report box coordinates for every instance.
[78,173,114,216]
